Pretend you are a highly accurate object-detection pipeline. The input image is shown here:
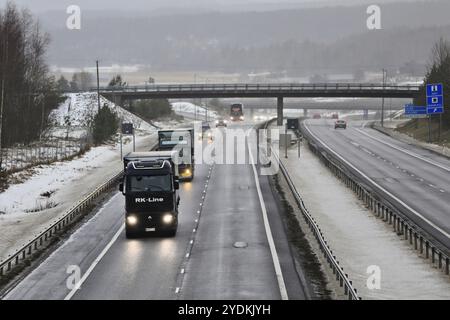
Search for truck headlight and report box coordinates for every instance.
[127,215,138,226]
[240,116,244,120]
[162,214,174,224]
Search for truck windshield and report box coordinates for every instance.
[129,175,172,192]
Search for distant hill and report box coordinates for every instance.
[36,0,450,74]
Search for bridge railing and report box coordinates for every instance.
[96,83,420,94]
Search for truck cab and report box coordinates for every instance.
[120,154,180,238]
[158,128,195,181]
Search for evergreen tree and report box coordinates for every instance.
[92,104,119,144]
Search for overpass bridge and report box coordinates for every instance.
[99,83,420,125]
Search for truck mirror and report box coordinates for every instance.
[174,181,180,190]
[119,183,124,193]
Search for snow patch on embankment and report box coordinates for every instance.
[0,93,181,261]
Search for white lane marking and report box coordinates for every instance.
[64,224,125,300]
[247,137,289,300]
[355,128,450,172]
[304,122,450,240]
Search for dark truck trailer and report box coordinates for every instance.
[230,103,244,121]
[120,151,180,238]
[158,128,194,181]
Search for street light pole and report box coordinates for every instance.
[96,60,101,112]
[381,68,386,127]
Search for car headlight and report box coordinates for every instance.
[162,214,174,224]
[240,116,244,120]
[127,215,138,226]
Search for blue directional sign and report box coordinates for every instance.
[426,83,444,114]
[427,95,443,108]
[426,83,443,97]
[427,107,444,115]
[405,104,427,116]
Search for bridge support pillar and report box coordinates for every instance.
[277,97,283,126]
[113,94,123,107]
[303,109,308,117]
[363,109,369,120]
[249,107,254,120]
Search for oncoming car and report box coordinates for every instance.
[215,119,227,127]
[334,120,347,129]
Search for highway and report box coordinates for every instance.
[4,124,307,300]
[302,119,450,251]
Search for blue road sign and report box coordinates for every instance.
[405,104,427,115]
[426,83,444,114]
[426,83,443,97]
[426,95,443,108]
[427,107,444,115]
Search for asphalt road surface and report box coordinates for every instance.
[303,119,450,250]
[5,123,307,300]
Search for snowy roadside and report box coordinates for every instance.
[372,121,450,158]
[277,140,450,299]
[0,133,159,261]
[0,93,186,262]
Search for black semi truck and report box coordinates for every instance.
[158,128,194,181]
[230,103,244,121]
[120,151,180,238]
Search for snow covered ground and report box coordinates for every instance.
[278,139,450,299]
[171,102,218,120]
[0,93,186,262]
[48,92,157,138]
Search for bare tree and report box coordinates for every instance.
[0,2,60,155]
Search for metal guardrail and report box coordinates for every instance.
[96,83,420,94]
[0,170,123,282]
[302,126,450,278]
[264,120,360,300]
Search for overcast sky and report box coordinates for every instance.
[0,0,435,13]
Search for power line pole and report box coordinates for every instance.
[96,60,100,112]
